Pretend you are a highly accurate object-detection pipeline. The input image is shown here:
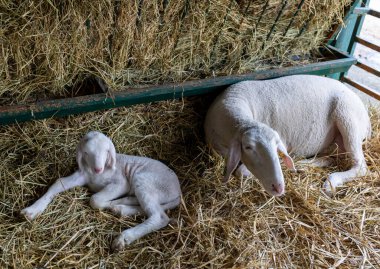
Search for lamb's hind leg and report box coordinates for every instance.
[110,196,180,217]
[323,119,368,194]
[112,187,170,250]
[111,196,139,206]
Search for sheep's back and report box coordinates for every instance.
[205,75,370,157]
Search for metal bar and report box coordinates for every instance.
[327,0,362,45]
[107,0,122,65]
[255,0,270,30]
[356,61,380,77]
[0,52,356,125]
[353,7,370,15]
[355,7,380,18]
[243,0,253,14]
[283,0,306,37]
[210,0,234,62]
[126,0,145,68]
[355,36,380,52]
[296,14,313,37]
[368,9,380,18]
[172,0,190,51]
[135,0,144,28]
[238,0,253,29]
[159,0,169,27]
[347,0,369,55]
[342,77,380,100]
[265,0,288,42]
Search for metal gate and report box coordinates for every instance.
[330,0,380,100]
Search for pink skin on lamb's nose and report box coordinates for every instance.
[94,167,103,174]
[272,183,285,196]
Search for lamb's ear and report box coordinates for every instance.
[224,138,241,183]
[277,140,296,172]
[76,144,86,171]
[107,143,117,170]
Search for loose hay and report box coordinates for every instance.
[0,98,379,268]
[0,0,351,105]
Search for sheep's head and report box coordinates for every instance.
[224,123,295,196]
[76,131,116,175]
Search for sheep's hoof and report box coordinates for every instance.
[234,165,252,179]
[292,168,306,174]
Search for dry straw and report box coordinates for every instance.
[1,0,351,105]
[0,98,379,268]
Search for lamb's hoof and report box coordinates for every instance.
[322,180,335,197]
[112,236,126,252]
[112,233,134,251]
[110,205,123,216]
[20,207,40,221]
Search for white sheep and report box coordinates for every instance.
[204,74,371,196]
[20,131,181,251]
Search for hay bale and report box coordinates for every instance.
[1,0,351,105]
[0,99,379,268]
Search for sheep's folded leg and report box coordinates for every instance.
[234,163,252,179]
[323,113,369,195]
[323,162,368,195]
[298,157,333,168]
[20,171,87,220]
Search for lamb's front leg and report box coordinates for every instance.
[89,183,128,210]
[21,171,87,220]
[109,196,144,216]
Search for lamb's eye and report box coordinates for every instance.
[84,152,88,155]
[244,146,252,150]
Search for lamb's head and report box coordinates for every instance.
[76,131,116,175]
[224,123,295,196]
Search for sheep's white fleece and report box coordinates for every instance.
[205,75,371,192]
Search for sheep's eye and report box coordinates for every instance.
[244,146,252,150]
[84,152,88,155]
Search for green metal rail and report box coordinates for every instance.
[336,0,380,100]
[0,46,356,125]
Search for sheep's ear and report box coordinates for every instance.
[224,138,241,182]
[107,144,117,170]
[277,140,296,172]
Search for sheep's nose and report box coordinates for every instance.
[272,183,285,196]
[94,167,103,174]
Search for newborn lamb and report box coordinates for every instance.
[21,131,181,251]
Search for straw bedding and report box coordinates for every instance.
[1,0,351,105]
[0,98,379,268]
